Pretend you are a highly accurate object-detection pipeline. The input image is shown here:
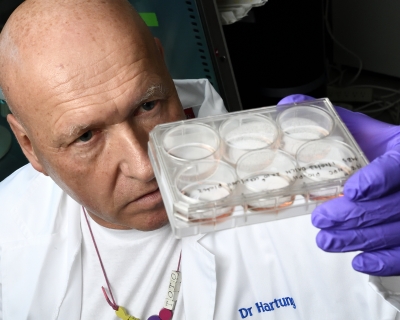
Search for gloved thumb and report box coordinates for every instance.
[336,107,400,161]
[344,147,400,201]
[277,94,315,105]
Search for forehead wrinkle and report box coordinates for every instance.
[53,84,134,142]
[48,46,132,93]
[50,54,149,106]
[55,82,169,142]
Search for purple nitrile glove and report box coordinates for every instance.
[278,94,400,276]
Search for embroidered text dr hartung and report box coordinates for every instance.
[238,297,296,318]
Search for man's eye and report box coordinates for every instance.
[78,131,93,142]
[141,101,156,111]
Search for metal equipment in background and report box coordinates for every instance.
[129,0,242,112]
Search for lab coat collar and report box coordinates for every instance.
[1,184,82,320]
[181,233,217,319]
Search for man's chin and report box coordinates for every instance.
[86,206,170,231]
[125,207,170,231]
[136,218,170,231]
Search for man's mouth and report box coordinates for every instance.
[133,187,163,207]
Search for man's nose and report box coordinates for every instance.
[115,124,154,182]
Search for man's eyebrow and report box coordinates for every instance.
[67,123,90,137]
[136,83,169,105]
[56,123,90,142]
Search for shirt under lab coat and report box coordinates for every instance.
[0,79,399,320]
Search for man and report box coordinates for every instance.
[0,0,399,319]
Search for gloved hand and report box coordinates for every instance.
[278,94,400,276]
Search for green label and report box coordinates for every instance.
[139,12,159,27]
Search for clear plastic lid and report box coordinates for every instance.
[148,98,368,238]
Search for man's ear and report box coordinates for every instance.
[154,37,165,59]
[7,114,48,175]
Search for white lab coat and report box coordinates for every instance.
[0,79,399,320]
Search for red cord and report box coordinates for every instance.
[82,206,183,314]
[83,207,119,311]
[177,251,182,272]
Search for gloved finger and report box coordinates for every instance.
[344,148,400,201]
[315,220,400,252]
[277,94,315,105]
[335,106,400,161]
[312,191,400,229]
[352,248,400,276]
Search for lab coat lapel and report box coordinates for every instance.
[1,188,82,320]
[181,234,217,319]
[56,196,83,320]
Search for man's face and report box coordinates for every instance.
[17,35,185,231]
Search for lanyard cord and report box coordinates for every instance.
[82,207,182,314]
[83,207,119,310]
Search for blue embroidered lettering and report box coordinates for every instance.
[239,308,249,318]
[240,296,296,316]
[269,302,275,310]
[263,303,271,311]
[238,307,253,318]
[278,298,287,307]
[255,302,265,313]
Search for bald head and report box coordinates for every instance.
[0,0,185,231]
[0,0,160,128]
